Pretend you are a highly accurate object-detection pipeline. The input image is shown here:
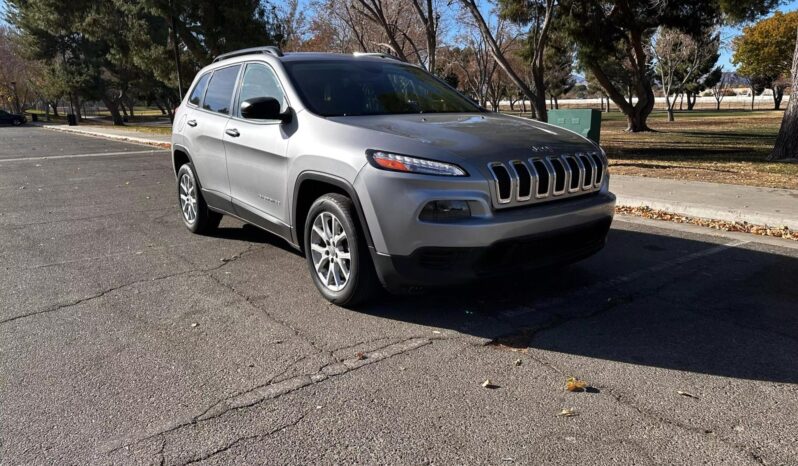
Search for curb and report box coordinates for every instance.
[34,123,171,149]
[615,194,798,231]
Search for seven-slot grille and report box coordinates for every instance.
[487,152,606,208]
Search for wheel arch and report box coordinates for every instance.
[172,144,193,178]
[292,172,375,252]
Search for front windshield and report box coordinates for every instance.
[284,60,482,117]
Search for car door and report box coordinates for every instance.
[184,65,241,204]
[0,110,9,124]
[224,62,291,229]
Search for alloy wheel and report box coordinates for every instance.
[179,172,198,223]
[309,212,351,291]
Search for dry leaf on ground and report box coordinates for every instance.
[566,377,588,392]
[355,352,367,360]
[677,390,699,399]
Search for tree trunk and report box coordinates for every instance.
[770,29,798,161]
[772,86,783,110]
[751,90,756,111]
[716,99,721,111]
[687,92,697,111]
[665,95,675,122]
[49,101,60,117]
[554,96,559,110]
[103,98,125,126]
[625,112,650,132]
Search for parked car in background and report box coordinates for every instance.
[0,110,27,126]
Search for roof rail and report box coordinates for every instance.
[352,52,402,61]
[213,46,284,63]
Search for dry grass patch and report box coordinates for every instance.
[600,110,798,190]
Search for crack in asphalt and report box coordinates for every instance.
[180,410,310,465]
[0,243,259,326]
[106,337,433,458]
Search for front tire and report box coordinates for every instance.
[304,193,378,307]
[177,163,222,234]
[12,118,22,126]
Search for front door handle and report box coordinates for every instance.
[186,119,197,127]
[225,128,240,137]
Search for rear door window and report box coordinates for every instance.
[188,73,210,107]
[203,65,241,115]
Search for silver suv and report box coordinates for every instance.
[172,46,615,306]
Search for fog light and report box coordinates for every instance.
[419,200,471,222]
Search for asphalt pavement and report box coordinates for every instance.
[1,126,797,465]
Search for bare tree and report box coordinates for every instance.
[458,0,553,121]
[710,69,731,111]
[278,0,309,50]
[649,28,715,122]
[410,0,440,71]
[351,0,416,62]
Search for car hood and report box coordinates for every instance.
[327,112,596,161]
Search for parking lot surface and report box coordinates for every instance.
[1,127,797,465]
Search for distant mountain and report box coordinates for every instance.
[723,72,748,86]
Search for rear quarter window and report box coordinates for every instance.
[188,73,211,107]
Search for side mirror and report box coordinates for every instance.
[240,97,291,123]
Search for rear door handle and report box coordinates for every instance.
[225,128,240,137]
[186,119,197,127]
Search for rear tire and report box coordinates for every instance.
[304,193,378,307]
[177,163,222,234]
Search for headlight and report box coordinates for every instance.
[367,150,467,176]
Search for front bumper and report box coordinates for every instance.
[354,164,615,289]
[370,216,612,290]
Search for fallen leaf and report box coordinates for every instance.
[677,390,699,399]
[432,330,441,334]
[190,322,198,328]
[355,352,367,360]
[566,377,588,392]
[514,359,522,366]
[557,408,578,417]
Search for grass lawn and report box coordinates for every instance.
[599,110,798,190]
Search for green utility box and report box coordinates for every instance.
[548,109,602,144]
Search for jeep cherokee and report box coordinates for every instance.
[172,46,615,306]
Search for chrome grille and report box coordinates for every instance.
[487,152,607,209]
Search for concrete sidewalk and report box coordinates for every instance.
[34,122,798,230]
[613,174,798,230]
[35,122,171,148]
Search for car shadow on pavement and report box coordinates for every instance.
[211,223,302,256]
[356,229,798,384]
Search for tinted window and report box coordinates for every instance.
[203,65,241,115]
[284,61,480,117]
[188,73,210,106]
[237,63,287,115]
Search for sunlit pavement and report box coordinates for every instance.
[1,126,796,465]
